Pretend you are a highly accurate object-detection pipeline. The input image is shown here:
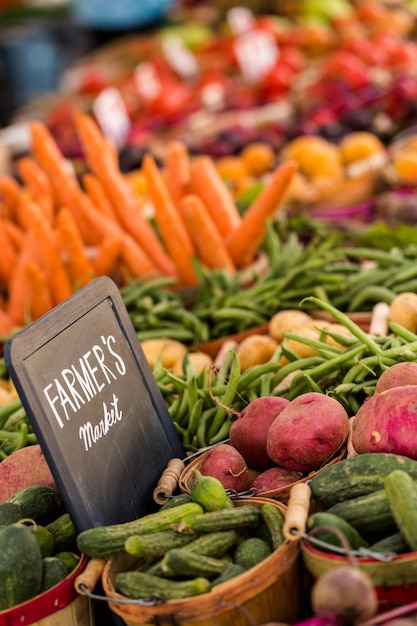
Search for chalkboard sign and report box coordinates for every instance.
[5,276,185,532]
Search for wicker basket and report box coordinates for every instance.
[178,446,346,503]
[102,497,302,626]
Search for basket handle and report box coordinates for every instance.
[153,457,186,504]
[283,482,312,541]
[74,557,107,595]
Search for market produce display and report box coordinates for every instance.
[5,1,417,624]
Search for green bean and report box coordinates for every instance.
[347,285,396,312]
[302,297,383,354]
[388,322,417,342]
[209,417,233,445]
[196,408,217,448]
[0,398,23,429]
[237,361,280,391]
[206,352,241,441]
[187,398,204,438]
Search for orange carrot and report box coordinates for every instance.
[0,219,18,285]
[29,121,83,218]
[0,175,21,219]
[0,305,16,337]
[25,259,54,320]
[142,153,198,286]
[68,188,159,279]
[93,234,122,277]
[23,200,73,305]
[73,112,178,278]
[83,173,118,221]
[6,237,33,326]
[164,140,191,209]
[190,155,242,239]
[3,220,24,252]
[55,207,96,288]
[16,156,53,203]
[226,159,298,268]
[179,194,236,275]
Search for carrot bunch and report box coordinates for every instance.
[0,113,297,334]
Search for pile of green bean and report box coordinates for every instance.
[119,226,417,344]
[0,396,37,460]
[153,296,417,450]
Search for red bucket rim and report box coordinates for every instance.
[0,554,88,626]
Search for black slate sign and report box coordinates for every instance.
[5,276,185,532]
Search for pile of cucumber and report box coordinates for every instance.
[77,474,286,602]
[307,452,417,556]
[0,484,80,610]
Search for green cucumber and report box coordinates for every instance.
[161,548,228,579]
[191,470,233,512]
[174,504,261,534]
[77,502,204,558]
[260,503,285,550]
[0,501,22,527]
[160,494,193,510]
[0,523,43,609]
[384,469,417,551]
[211,563,245,586]
[40,556,68,592]
[370,531,410,555]
[55,551,81,574]
[125,530,196,560]
[115,571,211,601]
[7,485,62,525]
[144,530,239,576]
[310,453,417,509]
[45,513,77,552]
[34,525,55,558]
[326,489,396,537]
[306,512,369,553]
[234,537,272,570]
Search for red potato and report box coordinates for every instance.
[375,362,417,394]
[266,392,350,473]
[198,443,250,492]
[0,444,58,502]
[229,396,291,471]
[351,385,417,458]
[250,466,302,494]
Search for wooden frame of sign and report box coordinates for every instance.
[5,276,185,531]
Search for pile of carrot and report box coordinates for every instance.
[0,113,297,335]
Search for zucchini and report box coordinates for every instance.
[260,503,285,550]
[0,501,22,527]
[125,530,196,560]
[45,513,77,552]
[326,489,396,537]
[174,504,261,534]
[306,512,369,553]
[40,556,68,592]
[234,537,272,570]
[115,571,211,601]
[77,502,204,558]
[310,453,417,509]
[0,523,43,609]
[161,548,228,579]
[7,485,62,525]
[211,563,245,586]
[384,469,417,551]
